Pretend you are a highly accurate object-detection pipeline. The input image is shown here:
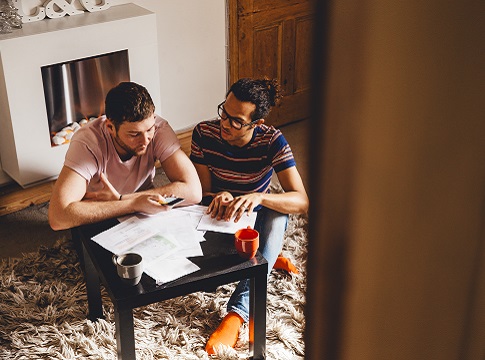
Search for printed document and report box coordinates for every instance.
[91,204,258,285]
[92,213,201,284]
[196,211,257,234]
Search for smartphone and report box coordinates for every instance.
[158,197,184,207]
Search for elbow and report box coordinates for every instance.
[48,207,69,231]
[48,216,66,231]
[193,194,203,206]
[298,196,310,214]
[297,205,309,215]
[48,217,64,231]
[195,185,203,204]
[189,182,203,205]
[177,179,202,206]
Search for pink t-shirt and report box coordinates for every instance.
[64,115,180,194]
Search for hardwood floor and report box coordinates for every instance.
[0,181,55,217]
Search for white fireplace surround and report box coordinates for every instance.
[0,4,160,187]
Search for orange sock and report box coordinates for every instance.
[206,312,244,354]
[273,256,299,274]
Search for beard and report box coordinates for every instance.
[113,133,148,158]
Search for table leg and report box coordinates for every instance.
[114,306,136,360]
[82,241,104,320]
[249,268,267,359]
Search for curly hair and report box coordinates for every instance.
[105,82,155,128]
[228,78,282,120]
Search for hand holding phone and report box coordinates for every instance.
[158,197,184,207]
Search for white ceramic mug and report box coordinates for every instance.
[112,253,143,286]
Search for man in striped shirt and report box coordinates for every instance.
[190,78,309,354]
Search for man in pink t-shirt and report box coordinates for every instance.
[48,82,202,230]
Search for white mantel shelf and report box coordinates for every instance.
[0,3,149,40]
[0,3,161,188]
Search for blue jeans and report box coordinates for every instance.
[226,207,288,322]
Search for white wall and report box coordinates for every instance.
[0,0,226,186]
[113,0,227,129]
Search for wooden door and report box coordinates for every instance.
[228,0,314,127]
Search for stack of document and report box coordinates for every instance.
[91,205,257,285]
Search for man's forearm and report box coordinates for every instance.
[50,179,201,230]
[259,191,309,215]
[132,180,202,206]
[51,198,137,230]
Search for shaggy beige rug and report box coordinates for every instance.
[0,213,307,359]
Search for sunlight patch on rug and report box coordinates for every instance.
[0,214,307,359]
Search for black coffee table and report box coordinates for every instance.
[71,218,268,359]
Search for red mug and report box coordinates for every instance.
[234,226,259,259]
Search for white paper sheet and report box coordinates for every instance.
[91,204,258,284]
[139,211,205,256]
[92,216,158,254]
[196,211,257,234]
[144,257,200,285]
[92,211,204,284]
[125,233,180,264]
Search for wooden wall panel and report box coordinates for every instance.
[229,0,314,126]
[295,16,313,93]
[253,25,281,79]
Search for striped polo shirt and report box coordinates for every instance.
[190,119,296,196]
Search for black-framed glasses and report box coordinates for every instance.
[217,102,258,130]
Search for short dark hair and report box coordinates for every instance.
[227,78,282,121]
[105,82,155,128]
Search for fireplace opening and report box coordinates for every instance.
[41,50,130,147]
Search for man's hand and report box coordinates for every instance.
[207,191,234,220]
[84,173,121,201]
[82,173,173,216]
[208,192,263,222]
[131,194,173,215]
[224,193,262,222]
